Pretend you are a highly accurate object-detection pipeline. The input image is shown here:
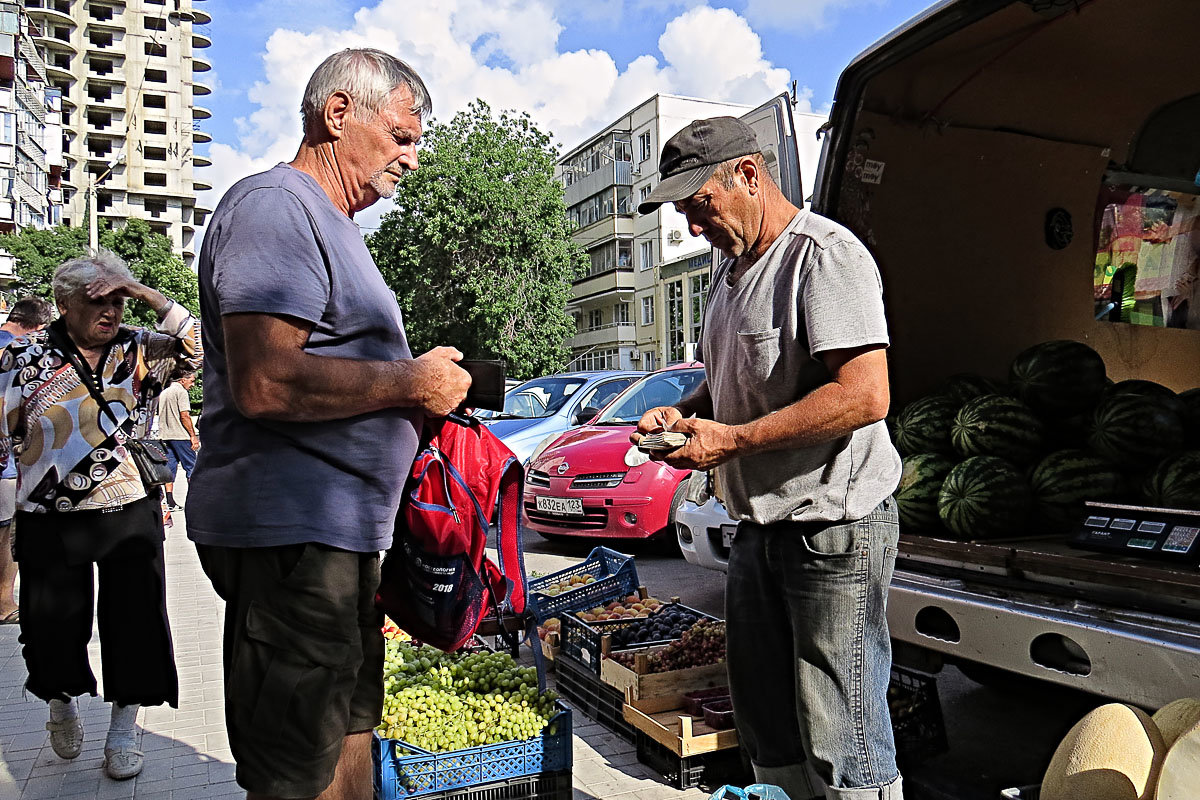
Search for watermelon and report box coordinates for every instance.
[1030,450,1125,532]
[1044,412,1092,451]
[937,455,1032,539]
[892,395,959,455]
[951,394,1045,464]
[1104,379,1186,419]
[939,373,1005,405]
[1142,452,1200,510]
[1180,388,1200,447]
[1089,394,1185,467]
[1010,340,1107,417]
[895,453,956,532]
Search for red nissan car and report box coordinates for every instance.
[522,364,705,541]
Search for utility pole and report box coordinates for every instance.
[88,154,125,251]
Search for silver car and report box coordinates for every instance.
[675,470,734,573]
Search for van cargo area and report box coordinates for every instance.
[815,0,1200,707]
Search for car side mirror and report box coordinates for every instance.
[574,407,601,426]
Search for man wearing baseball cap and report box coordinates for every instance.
[634,117,904,800]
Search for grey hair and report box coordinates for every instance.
[300,48,432,136]
[52,249,134,306]
[713,152,769,189]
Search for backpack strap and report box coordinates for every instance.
[491,455,547,691]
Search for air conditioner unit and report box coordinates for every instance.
[667,230,682,243]
[629,350,641,360]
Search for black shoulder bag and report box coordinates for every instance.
[47,324,173,489]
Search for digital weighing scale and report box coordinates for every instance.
[1070,502,1200,565]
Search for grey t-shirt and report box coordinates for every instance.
[187,163,419,552]
[157,382,191,440]
[698,208,901,525]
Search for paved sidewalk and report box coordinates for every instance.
[0,486,708,800]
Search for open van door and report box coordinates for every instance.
[737,93,825,209]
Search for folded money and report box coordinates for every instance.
[637,431,690,452]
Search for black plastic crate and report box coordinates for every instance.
[552,651,636,743]
[633,731,748,791]
[889,665,948,766]
[374,769,572,800]
[559,603,718,674]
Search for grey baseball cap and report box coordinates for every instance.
[637,116,761,214]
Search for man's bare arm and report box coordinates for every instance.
[661,345,890,471]
[675,380,713,420]
[224,313,470,423]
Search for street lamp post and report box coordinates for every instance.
[88,153,126,250]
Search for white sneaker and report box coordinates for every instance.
[104,746,144,780]
[46,717,84,760]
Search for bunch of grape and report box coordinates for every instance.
[611,620,727,674]
[376,640,560,752]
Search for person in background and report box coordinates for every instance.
[0,296,53,625]
[188,49,470,800]
[0,251,201,781]
[634,117,904,800]
[157,369,200,527]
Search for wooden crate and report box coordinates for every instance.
[622,703,739,758]
[541,631,560,662]
[599,647,728,712]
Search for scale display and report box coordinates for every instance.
[1070,502,1200,565]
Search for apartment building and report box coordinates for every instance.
[557,94,753,372]
[29,0,211,266]
[0,1,63,286]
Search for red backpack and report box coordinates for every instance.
[376,417,534,657]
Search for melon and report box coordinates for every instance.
[1010,340,1107,417]
[895,453,955,533]
[1152,698,1200,749]
[1031,450,1125,532]
[892,395,959,456]
[937,456,1032,539]
[1090,394,1186,468]
[1041,703,1166,800]
[1142,452,1200,510]
[1105,379,1185,417]
[951,394,1045,465]
[1157,720,1200,800]
[939,373,1005,405]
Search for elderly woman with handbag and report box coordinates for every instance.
[0,249,202,781]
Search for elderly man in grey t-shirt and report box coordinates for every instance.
[634,118,904,800]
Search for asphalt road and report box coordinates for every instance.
[515,532,1107,800]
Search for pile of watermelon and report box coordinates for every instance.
[892,340,1200,540]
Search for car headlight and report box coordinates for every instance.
[526,432,563,468]
[684,469,711,506]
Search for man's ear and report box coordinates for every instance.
[323,91,353,141]
[739,157,760,194]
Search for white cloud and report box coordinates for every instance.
[743,0,885,30]
[201,1,795,225]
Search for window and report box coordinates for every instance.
[640,240,653,271]
[90,4,115,21]
[582,239,633,279]
[88,83,113,102]
[567,185,635,229]
[143,94,166,110]
[144,199,166,218]
[96,190,113,212]
[644,351,657,371]
[587,309,603,330]
[144,120,166,135]
[89,30,113,48]
[144,42,167,58]
[86,136,113,157]
[641,295,655,326]
[614,302,629,325]
[145,69,167,84]
[639,185,651,204]
[574,348,619,371]
[0,113,13,145]
[91,59,114,75]
[666,279,685,363]
[638,131,652,162]
[690,272,710,345]
[144,171,167,186]
[144,16,167,31]
[144,146,167,161]
[578,377,635,414]
[88,110,113,129]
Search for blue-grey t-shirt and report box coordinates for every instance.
[187,163,419,552]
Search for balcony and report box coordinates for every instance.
[192,104,211,120]
[191,153,211,168]
[563,159,634,208]
[190,8,211,24]
[87,70,125,86]
[192,31,211,49]
[190,80,211,97]
[192,177,211,191]
[26,5,76,28]
[191,54,211,72]
[191,126,210,143]
[45,62,75,83]
[570,323,637,351]
[34,32,78,54]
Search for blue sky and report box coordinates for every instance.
[196,0,934,225]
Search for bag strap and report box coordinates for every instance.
[46,322,126,433]
[490,455,546,691]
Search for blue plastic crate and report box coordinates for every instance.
[528,547,639,622]
[373,701,572,800]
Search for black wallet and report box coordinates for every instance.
[460,360,507,411]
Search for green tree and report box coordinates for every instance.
[368,100,584,380]
[0,218,199,328]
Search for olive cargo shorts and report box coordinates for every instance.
[197,542,385,799]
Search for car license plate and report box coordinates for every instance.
[721,524,738,548]
[536,496,584,516]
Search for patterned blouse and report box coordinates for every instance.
[0,302,202,513]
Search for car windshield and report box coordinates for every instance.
[483,376,588,419]
[592,368,705,425]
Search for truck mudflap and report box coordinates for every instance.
[888,569,1200,709]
